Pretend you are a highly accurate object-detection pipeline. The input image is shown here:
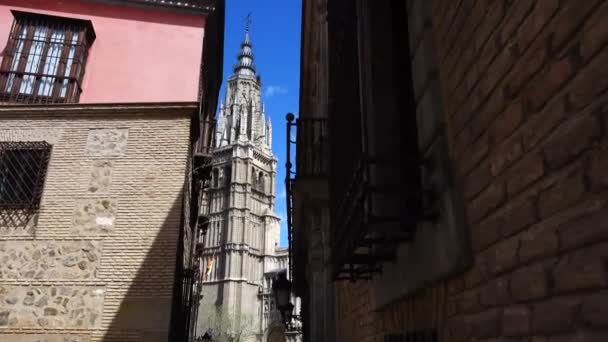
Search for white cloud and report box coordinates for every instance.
[265,85,288,98]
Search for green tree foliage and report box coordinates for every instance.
[200,305,257,342]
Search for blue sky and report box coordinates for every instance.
[220,0,302,246]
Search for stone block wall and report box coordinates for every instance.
[332,0,608,341]
[0,241,101,280]
[0,106,193,341]
[0,285,104,329]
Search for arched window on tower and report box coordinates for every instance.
[224,166,232,185]
[258,172,265,193]
[218,168,224,186]
[251,167,257,189]
[212,168,219,188]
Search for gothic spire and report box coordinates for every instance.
[215,13,273,150]
[233,15,256,77]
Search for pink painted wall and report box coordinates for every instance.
[0,0,206,103]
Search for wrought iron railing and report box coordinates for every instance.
[286,115,328,283]
[286,114,296,282]
[295,118,328,177]
[331,156,416,280]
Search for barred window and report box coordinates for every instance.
[0,141,52,210]
[0,11,95,104]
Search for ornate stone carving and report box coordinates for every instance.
[86,129,128,156]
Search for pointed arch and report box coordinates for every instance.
[212,168,219,188]
[258,171,265,192]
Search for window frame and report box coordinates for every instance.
[0,141,52,211]
[0,11,95,104]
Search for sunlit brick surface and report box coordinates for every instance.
[0,105,192,341]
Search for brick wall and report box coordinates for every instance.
[435,0,608,340]
[0,105,193,342]
[334,281,379,342]
[333,0,608,341]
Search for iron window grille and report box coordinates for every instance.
[0,141,52,210]
[0,11,95,104]
[0,142,52,230]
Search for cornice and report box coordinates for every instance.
[0,102,199,118]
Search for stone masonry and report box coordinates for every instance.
[0,285,105,329]
[0,104,195,341]
[0,241,101,280]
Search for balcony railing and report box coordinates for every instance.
[286,115,328,286]
[331,156,421,281]
[295,118,328,177]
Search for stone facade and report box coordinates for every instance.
[0,285,105,329]
[0,241,101,280]
[88,161,113,193]
[0,104,194,341]
[295,0,608,341]
[72,199,117,235]
[0,334,90,342]
[86,129,129,157]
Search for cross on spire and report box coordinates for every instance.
[233,12,256,77]
[245,12,252,32]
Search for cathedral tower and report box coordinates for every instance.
[198,25,289,341]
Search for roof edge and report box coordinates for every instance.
[86,0,217,15]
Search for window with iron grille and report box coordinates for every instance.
[0,142,52,211]
[0,11,95,104]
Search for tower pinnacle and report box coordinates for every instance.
[215,21,270,150]
[233,14,256,77]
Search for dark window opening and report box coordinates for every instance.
[0,141,52,209]
[212,168,219,188]
[224,166,231,185]
[258,171,264,192]
[0,11,95,104]
[0,141,52,229]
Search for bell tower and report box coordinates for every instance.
[198,23,284,340]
